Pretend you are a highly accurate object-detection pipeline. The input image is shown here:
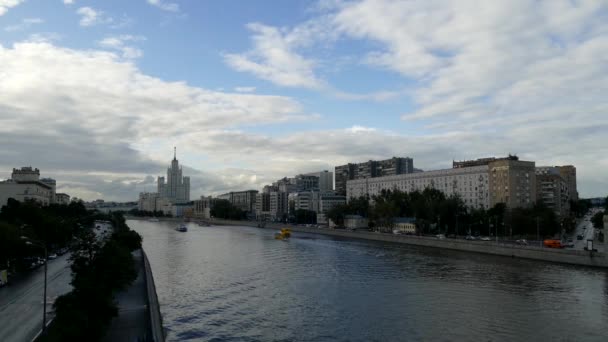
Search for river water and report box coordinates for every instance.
[128,220,608,341]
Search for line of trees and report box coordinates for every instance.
[127,208,173,217]
[42,212,142,341]
[210,199,247,220]
[327,188,564,238]
[0,199,98,273]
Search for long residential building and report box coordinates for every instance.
[347,165,490,209]
[335,157,414,196]
[347,156,541,210]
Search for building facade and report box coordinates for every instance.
[157,148,190,204]
[218,190,258,213]
[0,167,57,207]
[303,170,334,192]
[347,165,490,209]
[536,167,570,217]
[193,196,214,219]
[56,193,70,204]
[335,157,414,196]
[488,159,536,209]
[558,165,578,201]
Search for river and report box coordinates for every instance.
[128,220,608,341]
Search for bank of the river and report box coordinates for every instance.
[204,218,608,268]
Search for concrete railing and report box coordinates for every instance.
[142,250,165,342]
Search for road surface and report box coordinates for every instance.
[0,254,72,342]
[572,211,597,250]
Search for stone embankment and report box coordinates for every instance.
[209,219,608,268]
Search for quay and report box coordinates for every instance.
[205,219,608,269]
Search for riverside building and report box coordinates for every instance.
[347,165,490,209]
[346,156,542,210]
[0,167,60,207]
[335,157,414,196]
[157,148,190,203]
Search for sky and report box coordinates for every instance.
[0,0,607,201]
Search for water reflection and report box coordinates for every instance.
[129,220,608,342]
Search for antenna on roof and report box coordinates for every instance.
[174,146,176,160]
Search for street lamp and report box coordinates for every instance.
[21,236,48,334]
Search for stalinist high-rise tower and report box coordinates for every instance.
[157,147,190,203]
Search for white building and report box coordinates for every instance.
[346,165,490,209]
[56,193,70,204]
[157,148,190,203]
[0,167,56,207]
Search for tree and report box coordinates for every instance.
[326,204,348,227]
[592,211,605,229]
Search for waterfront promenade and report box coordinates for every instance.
[103,249,164,342]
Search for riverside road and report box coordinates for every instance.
[0,253,72,342]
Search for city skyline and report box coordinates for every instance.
[0,1,607,201]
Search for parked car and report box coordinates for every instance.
[465,235,476,240]
[480,236,491,241]
[577,235,583,240]
[47,254,57,260]
[516,239,528,245]
[435,234,446,239]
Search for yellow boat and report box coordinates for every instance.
[274,228,291,240]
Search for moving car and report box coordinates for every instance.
[543,239,563,248]
[480,236,491,241]
[516,239,528,245]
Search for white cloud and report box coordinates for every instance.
[76,6,112,27]
[223,22,327,89]
[234,86,256,93]
[0,0,25,16]
[98,35,146,59]
[63,0,74,5]
[4,17,43,32]
[147,0,179,12]
[0,41,315,200]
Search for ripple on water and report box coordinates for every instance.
[128,221,608,342]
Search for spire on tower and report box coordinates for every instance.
[174,146,176,161]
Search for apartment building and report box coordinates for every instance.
[335,157,414,196]
[347,165,490,209]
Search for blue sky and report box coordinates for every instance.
[0,0,607,200]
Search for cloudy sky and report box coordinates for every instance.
[0,0,607,201]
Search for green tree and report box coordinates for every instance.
[592,211,605,229]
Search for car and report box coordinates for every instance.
[516,239,528,245]
[577,235,583,240]
[48,254,58,260]
[435,234,446,239]
[480,236,491,241]
[565,242,575,248]
[465,235,475,240]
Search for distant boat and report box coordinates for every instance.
[148,218,160,222]
[176,224,188,232]
[274,228,291,240]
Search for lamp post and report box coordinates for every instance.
[21,236,48,334]
[536,216,541,247]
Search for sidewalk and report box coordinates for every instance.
[103,249,150,342]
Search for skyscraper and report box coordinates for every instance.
[157,147,190,203]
